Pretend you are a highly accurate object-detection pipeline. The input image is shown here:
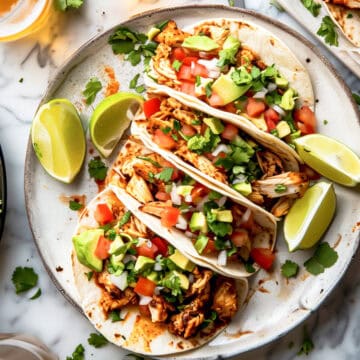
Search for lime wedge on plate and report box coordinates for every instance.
[295,134,360,186]
[89,92,143,157]
[284,182,336,252]
[31,99,86,183]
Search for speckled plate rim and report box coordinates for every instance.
[24,5,360,359]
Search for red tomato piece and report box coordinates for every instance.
[221,123,238,141]
[266,119,277,132]
[264,108,280,124]
[191,183,210,204]
[182,56,198,66]
[134,277,156,297]
[180,81,196,97]
[172,47,186,61]
[294,106,316,135]
[208,92,225,107]
[223,102,238,114]
[151,237,169,257]
[246,98,266,118]
[231,229,249,248]
[192,63,208,77]
[155,191,171,201]
[136,242,159,259]
[143,98,161,119]
[153,129,177,150]
[203,239,217,255]
[138,304,151,317]
[94,203,114,226]
[250,248,275,271]
[95,235,111,260]
[178,65,194,82]
[161,207,181,228]
[181,124,196,137]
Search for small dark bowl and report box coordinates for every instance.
[0,145,6,240]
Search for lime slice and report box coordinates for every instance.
[31,98,86,183]
[284,182,336,252]
[295,134,360,186]
[89,92,144,157]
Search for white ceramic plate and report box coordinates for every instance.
[24,5,360,359]
[277,0,360,78]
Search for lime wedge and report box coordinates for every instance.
[31,98,86,183]
[295,134,360,186]
[284,182,336,252]
[89,92,143,157]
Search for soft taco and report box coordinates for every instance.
[323,0,360,47]
[145,18,317,153]
[72,187,248,356]
[106,136,277,278]
[135,94,310,218]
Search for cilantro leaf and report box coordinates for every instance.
[244,261,256,273]
[12,267,38,294]
[275,184,287,193]
[118,211,132,228]
[314,242,338,268]
[56,0,84,11]
[304,257,324,275]
[172,60,182,72]
[129,73,140,89]
[317,16,339,46]
[88,332,108,348]
[69,200,83,211]
[66,344,85,360]
[155,167,174,182]
[187,128,220,154]
[208,190,222,201]
[297,327,314,355]
[109,310,124,322]
[155,20,170,31]
[353,92,360,106]
[85,271,93,281]
[88,157,108,181]
[228,0,235,6]
[82,77,102,105]
[301,0,321,17]
[281,260,299,278]
[30,288,42,300]
[161,273,182,296]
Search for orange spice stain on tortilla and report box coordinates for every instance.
[124,315,166,352]
[258,286,270,294]
[352,222,360,233]
[59,194,86,212]
[104,66,120,97]
[333,234,342,249]
[225,330,253,339]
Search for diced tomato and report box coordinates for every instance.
[221,123,238,141]
[153,129,177,150]
[155,191,171,201]
[203,239,217,255]
[161,207,181,228]
[250,248,275,271]
[182,56,198,66]
[223,102,237,114]
[94,203,113,226]
[151,237,169,257]
[246,98,266,118]
[136,242,159,259]
[181,124,196,137]
[266,119,277,132]
[172,47,186,61]
[180,81,196,97]
[264,108,280,126]
[204,152,215,161]
[138,304,151,317]
[293,106,316,135]
[239,210,255,231]
[192,63,208,77]
[208,92,224,107]
[161,160,181,181]
[95,235,111,260]
[191,183,210,204]
[300,164,321,181]
[144,98,161,119]
[231,229,249,247]
[134,277,156,297]
[178,65,194,82]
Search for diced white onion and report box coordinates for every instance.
[154,286,164,295]
[146,240,153,248]
[110,272,128,291]
[253,89,268,99]
[137,237,148,247]
[198,59,221,79]
[267,82,277,91]
[217,250,228,266]
[185,231,196,238]
[185,194,193,203]
[120,309,128,319]
[123,255,136,264]
[232,174,247,184]
[170,184,182,206]
[188,274,195,283]
[139,295,153,305]
[253,231,271,248]
[154,263,163,271]
[176,215,188,230]
[212,144,231,157]
[240,208,252,225]
[196,194,210,211]
[271,104,286,117]
[215,196,227,207]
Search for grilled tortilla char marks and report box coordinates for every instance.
[140,200,173,217]
[324,0,360,9]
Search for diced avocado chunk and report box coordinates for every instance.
[223,35,241,51]
[182,35,219,51]
[72,229,104,272]
[233,182,252,196]
[212,74,251,105]
[109,236,125,255]
[110,254,125,274]
[169,249,195,272]
[203,117,224,135]
[211,209,233,222]
[275,75,289,88]
[134,256,155,273]
[176,185,194,196]
[280,88,296,111]
[244,114,268,132]
[276,121,291,138]
[146,271,159,284]
[290,130,301,141]
[147,27,161,41]
[194,234,209,254]
[189,212,208,233]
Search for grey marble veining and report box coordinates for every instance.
[0,1,359,359]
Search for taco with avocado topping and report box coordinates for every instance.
[72,187,248,356]
[135,94,309,218]
[144,18,317,155]
[106,136,277,278]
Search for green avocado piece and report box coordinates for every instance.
[189,212,208,233]
[194,234,209,254]
[275,75,289,88]
[169,249,195,272]
[164,270,189,290]
[182,35,219,51]
[232,182,252,196]
[72,229,104,272]
[110,254,125,274]
[203,117,224,135]
[212,74,251,105]
[280,88,296,111]
[109,236,125,255]
[134,255,155,273]
[147,27,161,41]
[211,209,233,223]
[146,271,159,283]
[176,185,194,196]
[276,121,291,138]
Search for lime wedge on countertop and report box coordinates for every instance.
[31,98,86,183]
[284,182,336,252]
[294,134,360,186]
[89,92,144,157]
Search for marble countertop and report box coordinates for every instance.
[0,1,359,359]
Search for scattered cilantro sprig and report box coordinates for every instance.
[69,200,83,211]
[66,344,85,360]
[297,327,314,355]
[317,16,339,46]
[301,0,321,17]
[88,157,108,181]
[12,267,38,294]
[129,73,145,94]
[88,332,108,348]
[281,260,299,278]
[82,77,102,105]
[56,0,84,11]
[304,242,338,275]
[353,92,360,106]
[155,167,174,182]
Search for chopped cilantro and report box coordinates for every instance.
[187,128,220,154]
[347,13,353,19]
[161,126,172,134]
[85,271,94,281]
[161,273,182,296]
[109,310,124,322]
[19,77,24,83]
[82,77,102,105]
[136,156,161,168]
[208,221,232,237]
[244,261,256,273]
[205,81,213,98]
[274,184,287,193]
[301,0,321,17]
[195,75,201,87]
[208,190,222,201]
[88,332,108,348]
[172,60,182,72]
[317,16,339,46]
[323,119,328,125]
[66,344,85,360]
[297,327,314,355]
[135,85,145,93]
[155,20,170,31]
[251,66,261,79]
[56,0,84,11]
[304,242,338,275]
[129,73,140,89]
[30,288,42,300]
[202,310,218,328]
[304,257,325,275]
[171,133,179,141]
[228,0,235,6]
[155,167,174,182]
[174,120,181,131]
[353,92,360,106]
[69,200,83,211]
[12,267,38,294]
[281,260,299,278]
[231,66,253,85]
[107,229,117,240]
[118,211,132,228]
[88,157,108,181]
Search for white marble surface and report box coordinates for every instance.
[0,0,359,359]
